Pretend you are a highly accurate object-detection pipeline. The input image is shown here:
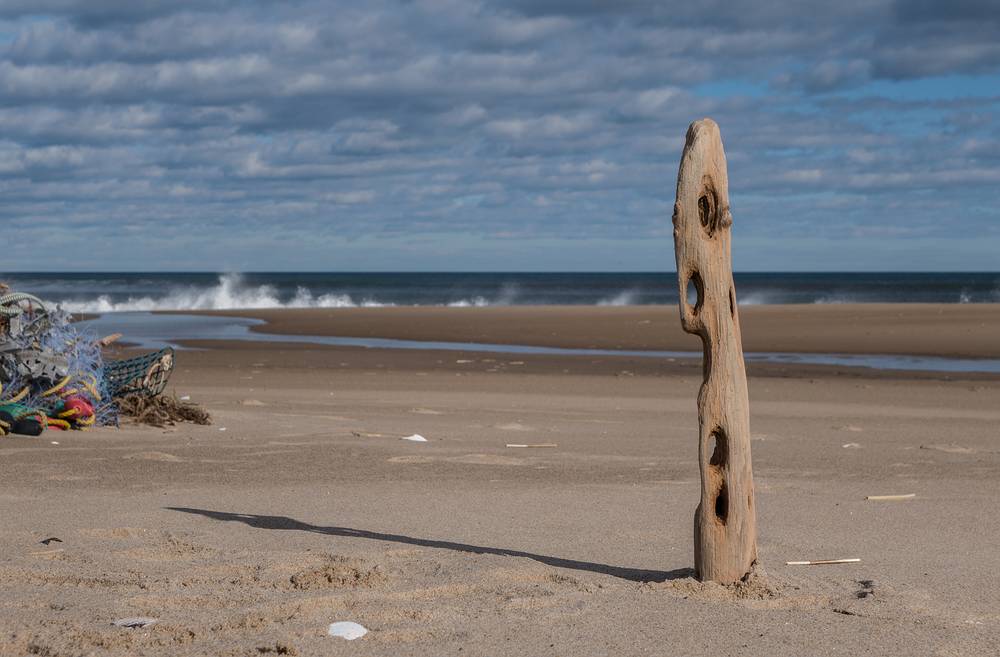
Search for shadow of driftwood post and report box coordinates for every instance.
[166,506,693,584]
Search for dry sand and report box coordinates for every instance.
[2,305,999,655]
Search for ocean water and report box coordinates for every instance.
[1,272,998,312]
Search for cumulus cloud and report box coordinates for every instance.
[0,0,997,270]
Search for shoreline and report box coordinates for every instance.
[166,339,1000,382]
[166,303,1000,359]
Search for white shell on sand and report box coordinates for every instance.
[401,434,428,442]
[328,621,368,640]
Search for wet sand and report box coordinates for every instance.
[1,306,999,655]
[194,304,1000,358]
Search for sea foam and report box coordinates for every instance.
[597,289,639,306]
[55,274,387,313]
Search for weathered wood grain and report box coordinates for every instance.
[672,118,757,584]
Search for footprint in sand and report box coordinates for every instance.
[287,556,387,590]
[920,443,975,454]
[495,422,534,432]
[123,451,184,462]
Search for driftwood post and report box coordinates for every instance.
[672,118,757,584]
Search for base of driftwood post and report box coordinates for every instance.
[672,118,757,584]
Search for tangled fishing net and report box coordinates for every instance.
[1,286,207,435]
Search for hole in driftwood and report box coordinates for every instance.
[709,429,729,524]
[709,428,728,468]
[715,482,729,524]
[698,193,712,228]
[729,287,736,318]
[698,187,719,237]
[686,271,704,315]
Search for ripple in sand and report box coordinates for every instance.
[836,425,864,432]
[410,408,444,415]
[388,455,436,464]
[123,451,184,462]
[920,443,975,454]
[445,454,527,466]
[79,527,149,539]
[495,422,534,432]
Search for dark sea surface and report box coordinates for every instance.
[1,272,998,311]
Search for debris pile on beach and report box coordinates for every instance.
[116,392,211,427]
[0,283,206,435]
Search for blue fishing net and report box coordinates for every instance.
[1,302,115,429]
[2,290,178,433]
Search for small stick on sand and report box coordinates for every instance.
[506,443,558,448]
[786,558,861,566]
[865,493,916,501]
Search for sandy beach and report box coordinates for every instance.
[200,303,1000,358]
[2,305,999,655]
[3,0,995,653]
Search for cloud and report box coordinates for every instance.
[0,0,996,270]
[486,114,595,139]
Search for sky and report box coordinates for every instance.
[0,0,998,272]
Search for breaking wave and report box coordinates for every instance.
[50,274,525,312]
[597,289,639,306]
[55,274,389,313]
[13,272,998,311]
[446,282,520,307]
[447,297,491,307]
[737,291,782,305]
